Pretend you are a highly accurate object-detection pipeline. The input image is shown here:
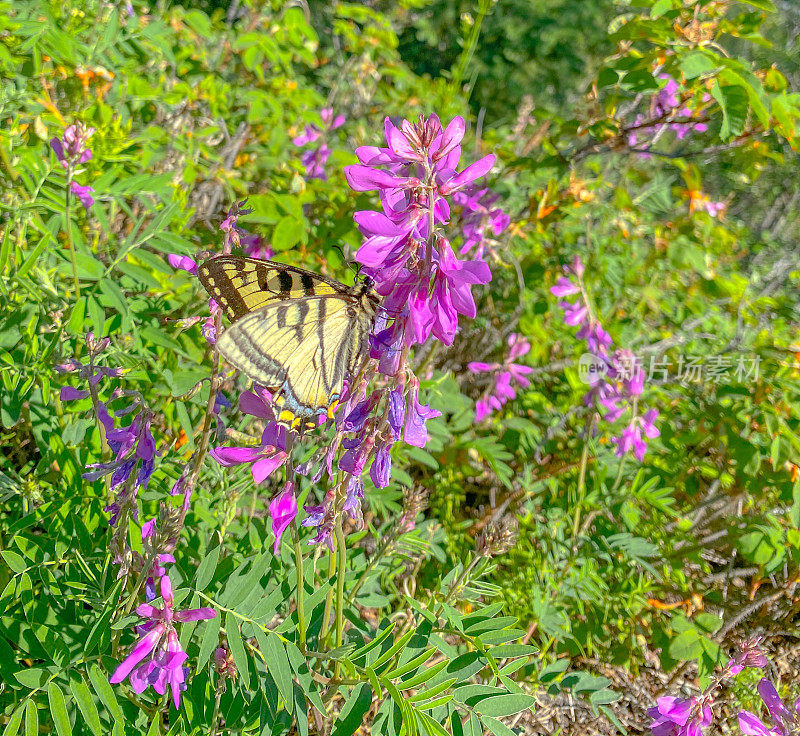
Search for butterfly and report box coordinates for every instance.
[197,256,380,431]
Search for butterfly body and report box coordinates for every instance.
[197,256,379,430]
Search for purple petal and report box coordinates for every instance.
[440,154,496,195]
[110,626,163,684]
[210,446,263,466]
[251,451,287,484]
[174,607,217,622]
[432,116,465,162]
[60,386,90,401]
[344,165,413,192]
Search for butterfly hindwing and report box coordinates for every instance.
[215,293,377,430]
[197,256,341,323]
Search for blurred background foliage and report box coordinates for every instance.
[1,0,800,734]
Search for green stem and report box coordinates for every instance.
[450,0,491,98]
[319,544,336,647]
[333,519,346,679]
[347,533,395,605]
[209,681,223,736]
[64,171,81,300]
[571,416,594,542]
[291,521,307,653]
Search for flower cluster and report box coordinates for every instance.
[345,114,493,349]
[647,636,775,736]
[468,333,533,422]
[739,679,800,736]
[452,186,510,259]
[50,123,95,209]
[110,574,215,709]
[206,115,497,550]
[628,75,709,154]
[552,256,660,461]
[292,107,345,180]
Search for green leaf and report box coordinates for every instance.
[272,216,304,251]
[1,550,26,574]
[481,715,518,736]
[24,701,37,736]
[194,544,221,591]
[397,661,448,690]
[333,682,373,736]
[668,629,703,661]
[254,629,293,708]
[13,668,49,690]
[197,613,221,671]
[225,613,250,685]
[383,648,436,681]
[88,664,124,723]
[70,678,102,736]
[47,683,72,736]
[2,703,24,736]
[372,629,415,671]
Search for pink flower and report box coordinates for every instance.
[269,482,298,554]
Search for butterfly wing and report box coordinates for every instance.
[197,256,344,323]
[216,293,376,430]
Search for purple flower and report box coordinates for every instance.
[110,574,215,709]
[727,636,768,675]
[370,441,392,488]
[647,696,712,736]
[269,482,298,554]
[70,181,94,209]
[404,382,441,448]
[471,333,533,422]
[210,424,288,484]
[293,108,346,180]
[613,409,660,461]
[738,678,799,736]
[167,254,198,275]
[550,276,580,297]
[50,123,94,168]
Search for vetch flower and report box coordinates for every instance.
[469,333,533,422]
[738,678,799,736]
[269,482,298,553]
[110,574,215,709]
[647,695,712,736]
[293,107,345,180]
[70,182,94,210]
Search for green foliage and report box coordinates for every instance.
[2,0,800,734]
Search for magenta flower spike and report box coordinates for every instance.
[111,574,215,709]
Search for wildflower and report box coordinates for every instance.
[404,380,441,448]
[453,186,510,258]
[110,574,215,708]
[269,482,298,553]
[738,678,799,736]
[70,182,94,209]
[688,190,725,218]
[211,423,288,484]
[647,695,712,736]
[50,123,94,169]
[469,333,533,422]
[167,254,198,275]
[612,409,660,461]
[293,107,345,180]
[553,257,659,461]
[727,636,768,676]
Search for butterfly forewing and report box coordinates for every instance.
[198,256,379,431]
[197,256,341,323]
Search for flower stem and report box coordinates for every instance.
[347,531,396,604]
[571,415,594,543]
[319,544,336,647]
[209,680,223,736]
[291,521,307,653]
[333,518,346,679]
[64,171,81,300]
